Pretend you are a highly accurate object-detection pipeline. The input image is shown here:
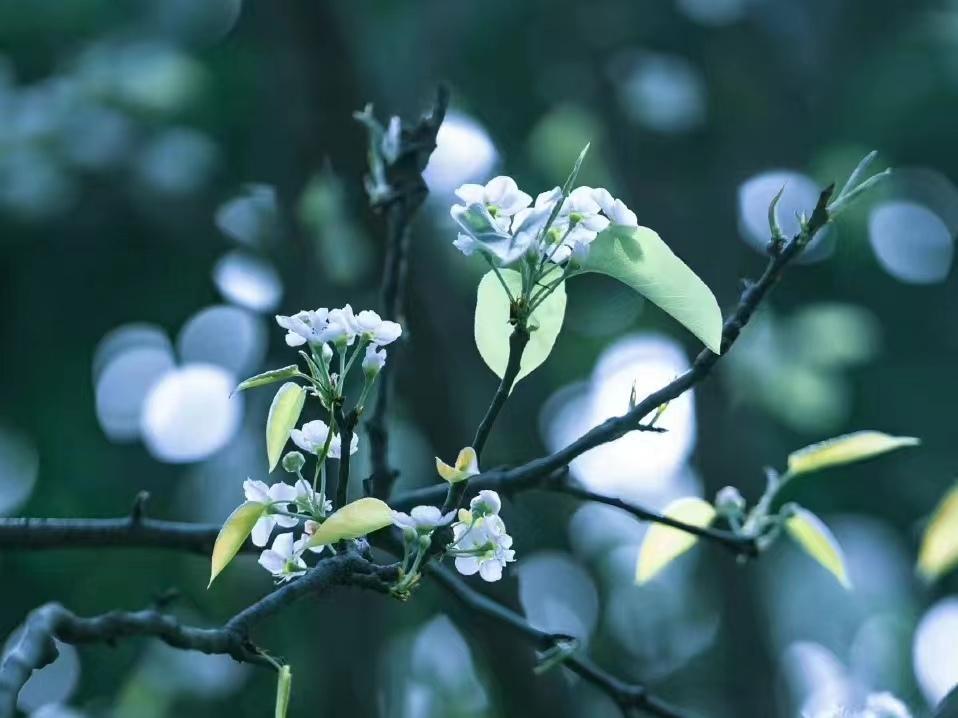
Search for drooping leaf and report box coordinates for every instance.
[581,226,723,353]
[235,366,301,394]
[636,497,716,584]
[785,507,851,589]
[918,483,958,581]
[474,268,567,385]
[787,431,919,477]
[275,665,292,718]
[209,501,266,587]
[306,497,393,548]
[266,383,307,472]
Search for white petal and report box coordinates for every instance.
[455,555,481,576]
[453,234,481,257]
[258,549,285,574]
[274,514,299,528]
[268,482,298,503]
[454,184,486,205]
[411,505,443,527]
[391,511,416,530]
[243,479,269,503]
[285,333,307,347]
[251,516,275,547]
[478,560,504,582]
[289,429,311,453]
[271,531,296,559]
[373,321,402,346]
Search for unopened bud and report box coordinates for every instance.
[715,486,745,514]
[282,451,305,473]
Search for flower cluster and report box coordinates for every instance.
[811,693,912,718]
[448,490,516,582]
[244,478,331,582]
[450,176,637,266]
[276,305,401,350]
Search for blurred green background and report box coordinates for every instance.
[1,1,957,716]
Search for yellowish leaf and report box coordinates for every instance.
[275,665,292,718]
[436,446,479,483]
[785,507,851,589]
[787,431,919,477]
[266,382,306,472]
[306,497,393,548]
[209,501,265,587]
[918,483,958,581]
[636,498,716,584]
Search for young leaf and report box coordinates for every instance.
[209,501,266,587]
[266,383,307,472]
[636,497,716,584]
[787,431,919,477]
[474,268,567,385]
[917,483,958,581]
[306,497,393,548]
[785,507,851,589]
[275,665,292,718]
[235,366,301,394]
[580,226,723,353]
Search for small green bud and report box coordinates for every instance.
[417,534,432,552]
[715,486,746,514]
[282,451,306,473]
[321,344,334,363]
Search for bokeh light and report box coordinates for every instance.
[518,551,599,644]
[177,304,267,378]
[611,51,706,134]
[212,253,283,313]
[0,427,39,515]
[913,597,958,706]
[868,201,953,284]
[423,111,498,196]
[215,184,279,247]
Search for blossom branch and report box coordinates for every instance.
[426,565,687,718]
[472,326,531,456]
[0,552,397,718]
[362,86,449,501]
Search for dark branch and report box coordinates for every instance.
[472,326,530,457]
[427,565,687,718]
[334,406,359,510]
[363,86,449,501]
[0,552,397,718]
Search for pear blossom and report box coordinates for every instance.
[540,186,610,263]
[391,505,455,534]
[450,202,528,265]
[451,513,516,582]
[275,308,329,347]
[592,187,638,228]
[298,520,328,554]
[292,478,332,515]
[257,532,307,582]
[243,479,299,547]
[321,304,358,345]
[353,310,402,346]
[362,345,387,376]
[290,419,359,459]
[470,489,501,516]
[454,176,531,231]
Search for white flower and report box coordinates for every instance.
[592,187,638,228]
[321,305,358,345]
[353,310,402,346]
[275,308,329,347]
[541,186,610,263]
[362,345,387,376]
[243,479,299,547]
[293,478,332,515]
[862,693,911,718]
[451,513,515,582]
[391,505,455,533]
[470,489,502,517]
[290,419,359,459]
[450,202,529,265]
[454,176,531,231]
[257,532,307,582]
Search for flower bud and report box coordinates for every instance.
[715,485,745,514]
[418,534,433,552]
[362,345,387,378]
[281,451,305,473]
[321,343,334,363]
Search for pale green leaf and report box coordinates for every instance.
[266,382,307,472]
[275,665,292,718]
[474,268,567,385]
[636,497,716,584]
[787,431,919,477]
[785,507,851,589]
[581,226,723,353]
[306,497,393,548]
[918,483,958,581]
[235,366,301,394]
[209,501,265,587]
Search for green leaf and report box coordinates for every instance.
[275,665,292,718]
[918,483,958,581]
[787,431,919,477]
[306,497,393,548]
[235,366,301,394]
[636,497,716,584]
[208,501,265,587]
[785,507,851,589]
[474,269,567,385]
[581,226,723,353]
[266,383,307,472]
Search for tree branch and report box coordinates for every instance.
[0,552,397,717]
[363,86,449,501]
[426,565,688,718]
